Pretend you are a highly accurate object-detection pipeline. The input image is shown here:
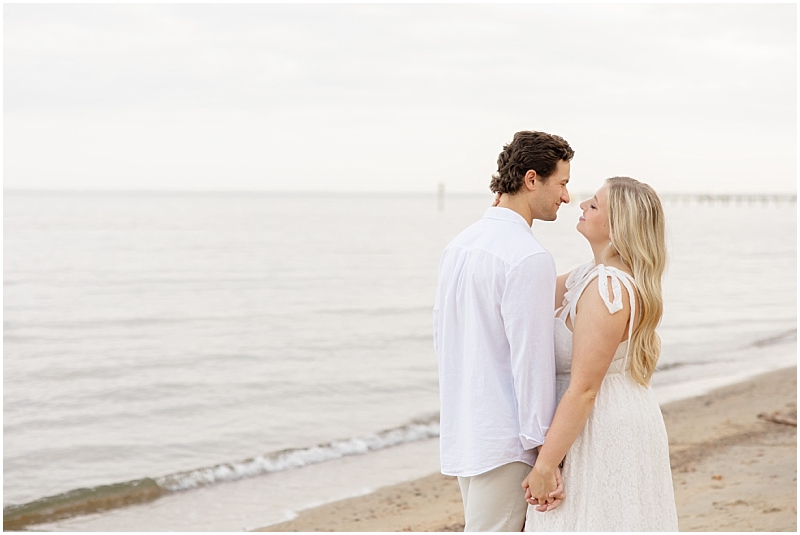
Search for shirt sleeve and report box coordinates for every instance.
[501,252,558,450]
[432,300,440,357]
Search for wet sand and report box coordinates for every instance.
[257,367,797,532]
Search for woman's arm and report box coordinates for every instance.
[522,277,631,507]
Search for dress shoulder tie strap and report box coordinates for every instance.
[560,263,638,363]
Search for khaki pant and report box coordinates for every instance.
[457,461,531,532]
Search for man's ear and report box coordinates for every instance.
[523,170,538,191]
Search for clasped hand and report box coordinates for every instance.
[522,463,566,512]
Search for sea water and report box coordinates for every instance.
[3,191,796,524]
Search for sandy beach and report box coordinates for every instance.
[258,366,797,532]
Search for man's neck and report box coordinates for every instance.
[496,194,533,227]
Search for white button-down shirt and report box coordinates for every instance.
[433,207,557,477]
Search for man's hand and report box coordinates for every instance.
[523,464,565,512]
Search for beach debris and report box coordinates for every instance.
[711,475,723,480]
[757,411,797,427]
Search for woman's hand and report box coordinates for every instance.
[522,462,563,512]
[525,465,565,511]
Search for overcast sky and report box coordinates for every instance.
[4,3,797,194]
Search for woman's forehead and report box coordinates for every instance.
[595,183,609,202]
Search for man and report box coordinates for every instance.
[433,131,574,531]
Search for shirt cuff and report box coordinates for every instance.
[519,429,548,450]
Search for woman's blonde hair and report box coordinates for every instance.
[604,177,667,387]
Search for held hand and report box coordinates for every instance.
[492,192,501,207]
[528,462,567,513]
[521,463,559,512]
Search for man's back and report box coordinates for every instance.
[434,207,557,477]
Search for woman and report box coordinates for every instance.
[516,177,678,530]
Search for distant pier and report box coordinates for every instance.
[659,193,796,206]
[567,193,796,206]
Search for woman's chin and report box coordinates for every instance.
[575,225,591,243]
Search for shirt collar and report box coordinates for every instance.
[483,207,532,233]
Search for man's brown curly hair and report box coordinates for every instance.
[489,131,574,194]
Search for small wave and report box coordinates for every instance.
[748,329,797,348]
[655,361,688,372]
[3,415,440,529]
[157,415,440,491]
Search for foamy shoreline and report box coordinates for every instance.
[12,364,796,531]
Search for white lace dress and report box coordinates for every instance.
[525,261,679,532]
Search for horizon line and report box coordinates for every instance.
[4,188,798,198]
